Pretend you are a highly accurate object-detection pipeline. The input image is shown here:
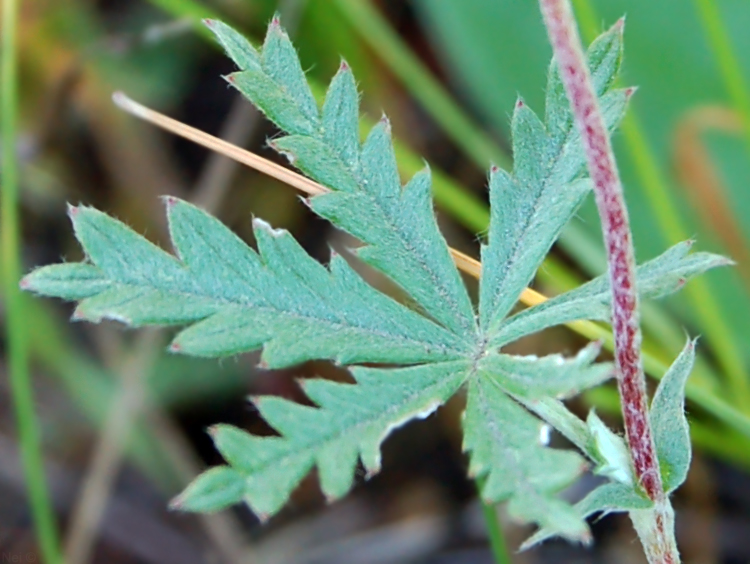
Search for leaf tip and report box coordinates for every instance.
[169,341,183,353]
[71,306,86,321]
[19,275,30,290]
[168,495,185,511]
[67,204,80,220]
[163,195,179,209]
[580,529,594,546]
[270,13,281,28]
[323,493,338,505]
[614,16,626,32]
[379,114,391,133]
[203,18,215,29]
[515,98,525,109]
[624,86,638,99]
[339,58,350,72]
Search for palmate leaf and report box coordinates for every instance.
[479,22,630,339]
[21,14,730,546]
[24,200,467,367]
[215,17,476,336]
[464,374,590,541]
[495,241,731,345]
[175,361,470,517]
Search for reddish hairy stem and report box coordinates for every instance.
[539,2,680,562]
[539,4,680,562]
[538,0,662,504]
[541,0,662,503]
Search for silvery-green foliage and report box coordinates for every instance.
[650,339,697,493]
[22,16,728,544]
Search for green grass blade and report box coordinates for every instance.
[143,0,221,39]
[692,0,750,154]
[2,0,62,561]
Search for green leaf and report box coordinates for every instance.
[496,242,732,345]
[204,19,261,72]
[20,263,111,300]
[219,23,475,337]
[651,339,697,493]
[587,411,632,485]
[171,466,245,513]
[228,70,317,136]
[321,61,360,170]
[521,481,652,550]
[262,16,320,128]
[23,199,466,367]
[464,375,589,542]
[209,361,469,518]
[21,16,731,546]
[478,341,613,400]
[479,84,631,339]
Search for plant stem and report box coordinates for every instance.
[572,0,750,411]
[480,498,512,564]
[2,0,62,562]
[539,1,678,563]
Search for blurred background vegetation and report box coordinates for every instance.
[3,0,750,562]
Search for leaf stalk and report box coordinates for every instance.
[539,1,679,562]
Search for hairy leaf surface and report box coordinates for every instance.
[464,375,589,542]
[495,242,730,345]
[477,342,612,400]
[222,20,475,336]
[479,23,629,338]
[651,339,696,493]
[24,200,466,367]
[20,15,730,543]
[182,361,470,516]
